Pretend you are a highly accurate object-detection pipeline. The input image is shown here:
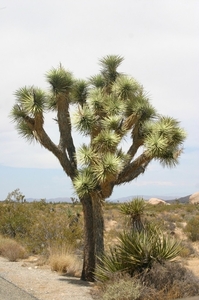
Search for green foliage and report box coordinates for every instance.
[13,87,47,115]
[46,65,74,95]
[95,226,182,282]
[0,198,32,239]
[184,216,199,241]
[94,261,199,300]
[0,191,83,255]
[101,276,141,300]
[120,198,146,231]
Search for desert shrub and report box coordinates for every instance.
[93,261,199,300]
[100,275,141,300]
[0,198,84,255]
[0,201,33,239]
[184,216,199,241]
[0,236,27,261]
[138,261,199,299]
[25,208,83,254]
[179,240,197,258]
[185,204,199,213]
[95,225,182,282]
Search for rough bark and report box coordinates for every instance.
[57,95,77,169]
[92,193,104,263]
[116,152,150,184]
[80,195,95,281]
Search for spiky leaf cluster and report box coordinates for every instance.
[14,87,47,116]
[46,66,73,95]
[95,226,182,282]
[120,198,146,218]
[144,116,186,166]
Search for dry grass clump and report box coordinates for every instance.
[0,236,27,261]
[48,246,82,277]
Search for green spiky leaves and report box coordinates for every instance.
[46,65,73,94]
[72,105,96,135]
[14,87,47,116]
[72,80,89,107]
[144,116,187,167]
[95,226,182,282]
[10,87,47,142]
[113,76,142,100]
[77,144,98,166]
[75,144,125,197]
[15,120,35,143]
[94,153,123,183]
[92,130,121,152]
[73,169,96,198]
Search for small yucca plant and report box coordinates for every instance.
[95,226,182,282]
[120,198,146,232]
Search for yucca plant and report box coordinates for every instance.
[120,198,146,232]
[95,226,182,282]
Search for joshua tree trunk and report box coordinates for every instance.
[92,193,105,263]
[80,195,95,281]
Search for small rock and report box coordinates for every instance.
[148,198,167,205]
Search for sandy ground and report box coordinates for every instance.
[1,255,199,300]
[0,257,93,300]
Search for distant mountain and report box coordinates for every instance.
[165,195,191,204]
[110,194,191,203]
[110,195,180,203]
[25,194,191,204]
[26,197,72,203]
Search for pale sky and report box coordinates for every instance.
[0,0,199,200]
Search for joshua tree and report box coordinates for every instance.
[10,55,186,281]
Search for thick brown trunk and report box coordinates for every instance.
[92,194,104,263]
[80,195,95,281]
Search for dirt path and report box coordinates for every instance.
[0,257,93,300]
[1,255,199,300]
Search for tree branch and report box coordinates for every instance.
[116,152,151,185]
[25,114,75,178]
[57,95,77,169]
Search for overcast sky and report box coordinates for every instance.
[0,0,198,201]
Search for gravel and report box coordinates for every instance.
[0,257,93,300]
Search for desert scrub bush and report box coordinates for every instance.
[184,216,199,241]
[179,240,197,258]
[137,261,199,299]
[185,204,199,213]
[96,274,142,300]
[0,200,33,239]
[95,225,182,282]
[93,262,199,300]
[0,236,27,261]
[93,261,199,300]
[26,207,83,254]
